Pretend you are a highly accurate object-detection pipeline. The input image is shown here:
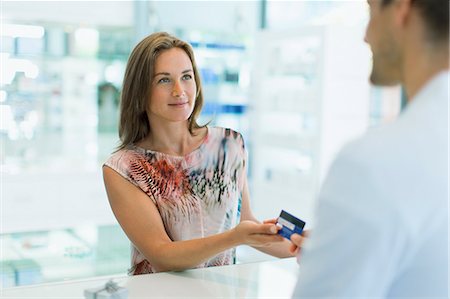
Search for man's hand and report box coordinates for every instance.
[289,231,309,256]
[263,218,310,257]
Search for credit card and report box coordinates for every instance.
[277,210,306,240]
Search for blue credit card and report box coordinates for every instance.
[277,210,306,240]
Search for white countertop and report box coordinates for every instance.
[1,257,299,298]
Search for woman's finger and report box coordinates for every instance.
[263,218,278,224]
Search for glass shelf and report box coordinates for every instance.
[0,224,130,288]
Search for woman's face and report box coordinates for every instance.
[148,47,197,125]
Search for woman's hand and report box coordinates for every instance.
[232,220,284,247]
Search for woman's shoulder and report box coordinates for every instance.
[207,126,246,151]
[103,146,149,172]
[208,126,244,141]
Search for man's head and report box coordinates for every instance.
[364,0,449,86]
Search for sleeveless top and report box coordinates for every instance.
[104,127,247,275]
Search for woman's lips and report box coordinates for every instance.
[168,102,188,107]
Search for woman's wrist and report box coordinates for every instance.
[227,226,243,247]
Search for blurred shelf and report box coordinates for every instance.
[0,224,130,288]
[190,41,246,51]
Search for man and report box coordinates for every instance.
[291,0,449,297]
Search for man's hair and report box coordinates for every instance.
[382,0,449,42]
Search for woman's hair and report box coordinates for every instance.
[117,31,205,151]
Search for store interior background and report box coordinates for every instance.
[1,0,402,288]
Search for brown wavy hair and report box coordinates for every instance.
[117,32,205,151]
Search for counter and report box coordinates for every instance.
[1,257,299,298]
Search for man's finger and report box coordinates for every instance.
[290,233,303,246]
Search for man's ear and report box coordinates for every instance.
[393,0,412,28]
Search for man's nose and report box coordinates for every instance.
[364,24,370,44]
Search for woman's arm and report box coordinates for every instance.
[103,166,284,272]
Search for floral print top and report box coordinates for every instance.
[104,127,246,275]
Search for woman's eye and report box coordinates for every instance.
[182,74,192,80]
[158,77,170,83]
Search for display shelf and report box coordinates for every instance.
[249,25,371,223]
[192,39,251,136]
[369,85,402,126]
[0,225,130,287]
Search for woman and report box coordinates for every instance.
[103,32,303,275]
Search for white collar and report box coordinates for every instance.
[411,70,449,104]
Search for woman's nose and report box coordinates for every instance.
[172,81,184,97]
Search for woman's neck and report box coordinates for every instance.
[138,120,205,156]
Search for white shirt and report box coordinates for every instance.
[293,71,449,298]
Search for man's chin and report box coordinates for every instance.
[369,70,399,86]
